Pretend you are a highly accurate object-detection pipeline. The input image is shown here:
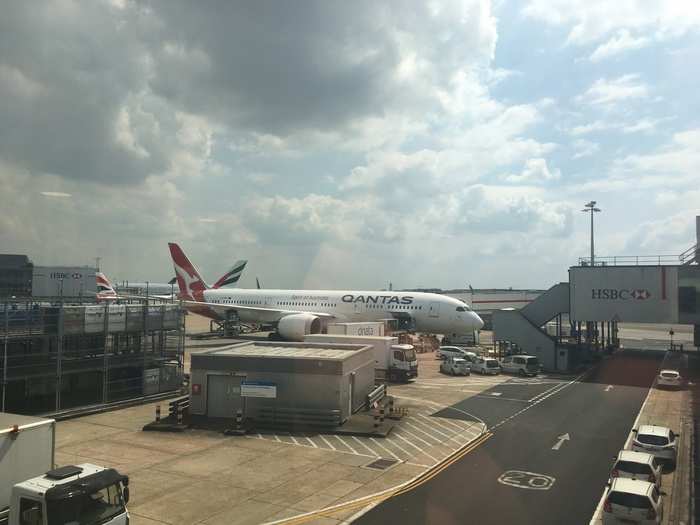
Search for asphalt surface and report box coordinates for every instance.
[356,350,664,525]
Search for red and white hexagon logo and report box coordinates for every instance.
[631,289,651,300]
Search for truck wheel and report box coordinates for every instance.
[518,369,526,377]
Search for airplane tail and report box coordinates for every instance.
[212,260,248,289]
[96,272,118,300]
[168,243,209,301]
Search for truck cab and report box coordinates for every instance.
[389,344,418,382]
[8,464,130,525]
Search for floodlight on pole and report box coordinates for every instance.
[582,201,601,265]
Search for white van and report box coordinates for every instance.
[471,357,501,375]
[501,355,539,377]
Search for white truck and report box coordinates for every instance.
[327,322,385,337]
[1,413,130,525]
[305,334,418,382]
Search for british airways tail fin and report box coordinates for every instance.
[96,272,118,301]
[168,243,209,300]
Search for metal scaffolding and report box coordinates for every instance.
[0,298,184,415]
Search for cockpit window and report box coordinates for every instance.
[456,306,466,312]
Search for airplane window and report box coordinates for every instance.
[456,306,465,312]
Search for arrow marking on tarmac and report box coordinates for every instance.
[551,433,570,451]
[605,385,613,392]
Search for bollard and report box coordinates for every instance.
[380,406,385,424]
[155,405,161,423]
[177,405,183,426]
[373,413,379,430]
[389,398,395,415]
[235,409,243,432]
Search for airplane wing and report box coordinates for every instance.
[178,299,336,319]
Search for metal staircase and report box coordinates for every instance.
[492,282,570,371]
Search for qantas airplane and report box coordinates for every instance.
[169,243,484,341]
[96,259,248,302]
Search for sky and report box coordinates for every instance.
[1,0,699,290]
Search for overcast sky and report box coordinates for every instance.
[1,0,699,290]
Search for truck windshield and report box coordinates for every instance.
[47,483,125,525]
[403,349,416,361]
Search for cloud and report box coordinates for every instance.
[589,29,650,62]
[575,74,649,107]
[572,139,600,159]
[569,120,612,136]
[522,1,700,46]
[40,191,72,198]
[507,158,561,183]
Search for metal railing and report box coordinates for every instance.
[367,383,386,409]
[680,243,698,265]
[578,255,683,266]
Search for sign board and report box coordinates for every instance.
[240,381,277,399]
[570,266,679,323]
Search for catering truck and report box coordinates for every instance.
[305,334,418,382]
[1,413,130,525]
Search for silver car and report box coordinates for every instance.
[471,357,501,375]
[440,356,470,376]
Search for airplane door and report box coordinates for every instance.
[429,302,440,318]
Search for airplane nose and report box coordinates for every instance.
[472,312,484,330]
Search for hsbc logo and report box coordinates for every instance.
[591,289,651,300]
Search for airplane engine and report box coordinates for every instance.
[277,313,322,341]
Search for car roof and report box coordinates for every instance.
[452,357,467,362]
[637,425,671,437]
[440,346,463,350]
[610,477,654,496]
[617,449,654,464]
[659,369,679,375]
[512,354,537,358]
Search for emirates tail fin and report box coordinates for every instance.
[212,260,248,288]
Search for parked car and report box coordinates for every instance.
[440,356,471,376]
[603,478,663,524]
[631,425,678,465]
[501,355,539,376]
[610,450,662,487]
[471,357,501,375]
[437,346,475,361]
[656,369,683,389]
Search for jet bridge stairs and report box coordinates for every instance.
[492,282,571,372]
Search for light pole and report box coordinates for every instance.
[582,201,601,265]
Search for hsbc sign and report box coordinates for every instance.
[570,266,680,323]
[591,289,651,300]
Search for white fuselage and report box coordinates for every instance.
[200,288,483,337]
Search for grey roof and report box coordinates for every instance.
[199,341,370,361]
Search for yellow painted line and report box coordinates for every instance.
[267,431,493,525]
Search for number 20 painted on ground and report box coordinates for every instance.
[498,470,556,491]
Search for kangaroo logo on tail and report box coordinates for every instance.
[168,243,208,301]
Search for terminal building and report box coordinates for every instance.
[0,254,96,298]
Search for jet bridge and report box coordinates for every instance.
[492,283,574,371]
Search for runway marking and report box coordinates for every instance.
[551,433,570,451]
[402,420,448,446]
[263,431,493,525]
[335,435,357,454]
[498,470,555,491]
[369,437,401,461]
[352,436,378,456]
[318,434,336,451]
[394,431,439,464]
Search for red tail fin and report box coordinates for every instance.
[168,243,209,301]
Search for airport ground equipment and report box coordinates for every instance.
[0,412,130,525]
[304,334,418,382]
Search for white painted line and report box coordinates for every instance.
[404,418,456,446]
[369,437,401,461]
[551,433,570,451]
[605,385,613,392]
[319,434,337,451]
[491,392,502,396]
[393,431,440,464]
[419,414,465,436]
[335,435,359,455]
[384,436,414,459]
[304,435,318,448]
[273,434,282,443]
[287,433,300,446]
[402,420,449,447]
[352,436,378,456]
[256,432,263,439]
